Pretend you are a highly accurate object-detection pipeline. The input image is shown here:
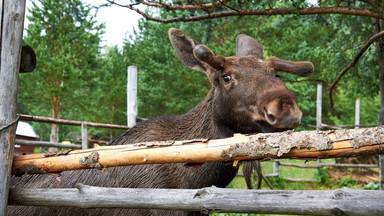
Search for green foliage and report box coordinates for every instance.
[268,176,287,189]
[88,46,128,139]
[362,182,380,190]
[123,20,212,118]
[19,0,104,141]
[315,167,330,185]
[336,176,359,188]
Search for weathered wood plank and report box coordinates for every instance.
[316,83,322,130]
[11,126,384,175]
[15,139,82,149]
[20,114,130,129]
[279,162,378,168]
[81,122,88,149]
[8,185,384,216]
[0,0,26,214]
[127,66,137,127]
[380,154,384,190]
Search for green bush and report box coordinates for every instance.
[362,182,380,190]
[315,167,330,185]
[268,176,287,189]
[337,176,358,188]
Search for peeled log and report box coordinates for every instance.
[8,185,384,215]
[12,127,384,175]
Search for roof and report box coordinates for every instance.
[16,121,39,138]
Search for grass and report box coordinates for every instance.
[229,159,335,190]
[211,159,379,216]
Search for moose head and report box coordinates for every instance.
[169,28,313,134]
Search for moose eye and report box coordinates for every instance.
[222,75,232,83]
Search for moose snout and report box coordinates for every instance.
[263,98,303,129]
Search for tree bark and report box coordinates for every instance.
[376,20,384,125]
[110,104,115,140]
[49,99,60,152]
[11,127,384,175]
[374,18,384,190]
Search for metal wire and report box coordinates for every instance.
[0,115,20,132]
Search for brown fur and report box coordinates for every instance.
[9,28,313,216]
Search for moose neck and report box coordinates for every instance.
[180,88,235,140]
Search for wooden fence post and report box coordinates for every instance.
[355,98,360,128]
[380,155,384,190]
[0,0,26,214]
[273,161,279,176]
[81,122,88,149]
[316,84,322,131]
[127,66,138,127]
[316,84,322,164]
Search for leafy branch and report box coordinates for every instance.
[329,30,384,107]
[106,0,384,23]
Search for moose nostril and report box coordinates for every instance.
[264,107,277,124]
[267,113,276,123]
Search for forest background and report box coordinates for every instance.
[18,0,382,144]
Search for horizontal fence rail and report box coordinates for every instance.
[8,184,384,216]
[278,162,379,169]
[300,123,377,130]
[15,139,82,149]
[18,114,132,149]
[20,114,130,129]
[11,126,384,175]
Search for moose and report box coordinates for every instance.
[9,28,314,216]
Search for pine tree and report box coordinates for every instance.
[19,0,104,144]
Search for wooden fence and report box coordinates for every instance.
[8,127,384,215]
[238,159,379,183]
[8,185,384,215]
[1,2,384,215]
[18,114,130,150]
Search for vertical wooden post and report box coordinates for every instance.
[316,84,322,131]
[355,98,360,128]
[0,0,26,214]
[273,161,279,176]
[127,66,138,127]
[81,122,88,149]
[380,155,384,190]
[316,84,323,164]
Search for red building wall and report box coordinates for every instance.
[14,135,36,155]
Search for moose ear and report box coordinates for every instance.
[193,45,224,70]
[168,28,207,72]
[236,34,263,60]
[269,57,314,77]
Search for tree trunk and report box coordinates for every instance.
[110,104,115,140]
[49,99,60,152]
[374,18,384,190]
[376,20,384,125]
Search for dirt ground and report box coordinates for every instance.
[328,168,379,186]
